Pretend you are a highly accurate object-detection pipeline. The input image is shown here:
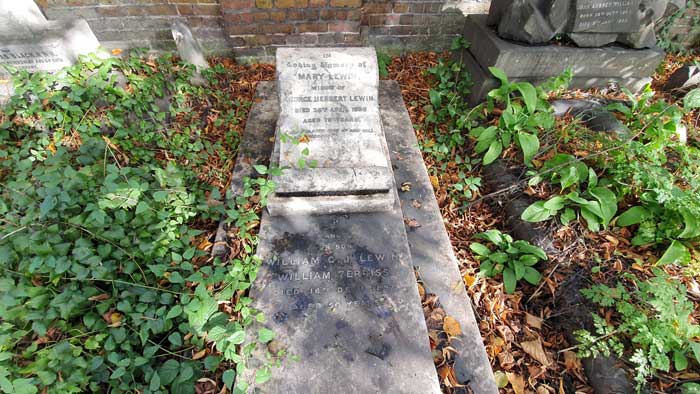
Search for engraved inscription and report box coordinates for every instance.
[0,42,70,73]
[573,0,639,33]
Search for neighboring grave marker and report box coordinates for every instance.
[0,18,101,104]
[572,0,640,33]
[267,47,394,215]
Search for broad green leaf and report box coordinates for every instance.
[503,267,516,294]
[543,195,566,211]
[482,140,503,165]
[429,89,442,108]
[616,206,650,227]
[11,379,37,394]
[682,383,700,394]
[580,206,601,232]
[588,187,618,226]
[523,267,541,285]
[513,261,525,280]
[690,342,700,365]
[517,132,539,164]
[679,208,700,239]
[514,82,537,113]
[489,67,508,85]
[521,201,555,222]
[469,242,491,256]
[513,241,547,260]
[222,370,236,389]
[519,254,539,266]
[657,240,691,266]
[684,88,700,109]
[490,252,508,263]
[587,168,598,188]
[674,350,688,371]
[560,207,576,225]
[475,229,504,245]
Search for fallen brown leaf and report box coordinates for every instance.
[521,338,551,367]
[506,372,526,394]
[443,316,462,337]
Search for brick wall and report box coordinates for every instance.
[38,0,229,54]
[36,0,465,62]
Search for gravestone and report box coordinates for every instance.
[0,1,101,104]
[228,48,498,394]
[489,0,676,48]
[171,21,209,86]
[266,48,394,216]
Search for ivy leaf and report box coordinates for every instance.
[150,371,161,391]
[229,330,246,345]
[258,328,275,343]
[159,360,180,385]
[253,164,268,175]
[674,350,688,371]
[11,379,37,394]
[255,367,272,385]
[517,132,539,164]
[222,369,236,389]
[657,240,691,266]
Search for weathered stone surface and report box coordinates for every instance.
[488,0,674,48]
[171,21,208,86]
[663,65,700,93]
[226,81,498,394]
[267,47,394,215]
[568,32,618,47]
[550,99,630,137]
[497,0,555,44]
[457,20,658,106]
[0,0,48,38]
[0,17,101,103]
[380,81,499,394]
[463,16,664,79]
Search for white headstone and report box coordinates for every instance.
[267,47,395,216]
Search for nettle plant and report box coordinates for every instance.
[576,270,700,391]
[470,230,547,294]
[0,52,273,393]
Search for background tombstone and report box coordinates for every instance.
[171,21,209,86]
[0,1,102,104]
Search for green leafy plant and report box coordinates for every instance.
[470,230,547,293]
[522,154,618,231]
[470,67,566,166]
[0,51,271,394]
[576,270,700,391]
[376,51,391,78]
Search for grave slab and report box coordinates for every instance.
[267,47,394,216]
[0,18,101,103]
[228,81,498,394]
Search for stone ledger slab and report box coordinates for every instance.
[227,81,498,394]
[267,47,394,216]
